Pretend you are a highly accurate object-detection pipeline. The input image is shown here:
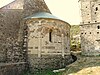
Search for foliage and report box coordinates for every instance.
[22,69,63,75]
[70,25,80,37]
[70,25,81,51]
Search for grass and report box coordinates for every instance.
[22,52,100,75]
[22,69,63,75]
[70,25,80,37]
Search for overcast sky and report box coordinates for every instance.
[0,0,81,25]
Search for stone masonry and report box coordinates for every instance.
[0,0,50,75]
[0,62,26,75]
[0,0,50,62]
[0,0,72,74]
[24,12,71,72]
[79,0,100,56]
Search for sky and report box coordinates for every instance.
[0,0,81,25]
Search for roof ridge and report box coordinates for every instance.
[0,0,15,9]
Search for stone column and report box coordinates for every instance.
[62,34,64,58]
[38,33,41,57]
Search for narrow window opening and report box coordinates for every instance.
[95,12,96,14]
[95,21,97,22]
[86,6,87,8]
[35,47,38,49]
[49,30,52,42]
[28,47,33,49]
[90,32,91,34]
[97,26,100,29]
[97,32,99,34]
[96,7,98,11]
[85,33,86,34]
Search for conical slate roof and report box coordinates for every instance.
[25,12,59,20]
[25,12,71,26]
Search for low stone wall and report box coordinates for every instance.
[28,55,73,73]
[0,62,26,75]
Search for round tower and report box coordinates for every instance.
[24,12,72,72]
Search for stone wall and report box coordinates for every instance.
[0,10,23,62]
[25,14,71,72]
[0,0,72,74]
[80,0,100,24]
[0,0,50,74]
[80,23,100,56]
[26,18,70,56]
[80,0,100,56]
[0,62,26,75]
[28,55,73,73]
[0,0,50,62]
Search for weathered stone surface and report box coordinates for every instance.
[0,10,24,62]
[0,0,50,62]
[80,23,100,56]
[26,18,70,56]
[0,62,26,75]
[28,55,73,73]
[80,0,100,24]
[80,0,100,56]
[0,0,71,74]
[25,12,71,72]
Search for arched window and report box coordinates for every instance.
[49,30,52,42]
